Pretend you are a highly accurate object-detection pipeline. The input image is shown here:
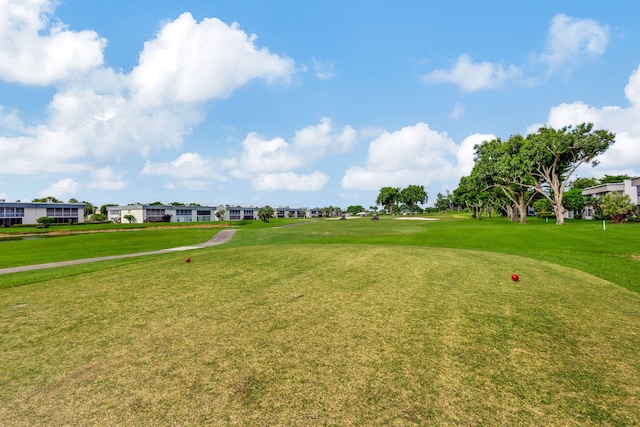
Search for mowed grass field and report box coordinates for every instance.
[1,215,639,425]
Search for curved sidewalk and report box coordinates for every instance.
[0,229,237,275]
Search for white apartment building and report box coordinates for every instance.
[106,204,318,223]
[0,201,86,227]
[107,204,220,223]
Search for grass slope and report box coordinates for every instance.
[0,227,221,269]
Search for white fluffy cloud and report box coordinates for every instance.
[0,7,295,178]
[224,118,355,190]
[0,0,106,85]
[535,65,640,176]
[38,178,79,198]
[341,123,473,190]
[142,153,235,180]
[537,13,609,70]
[237,133,304,174]
[0,77,204,174]
[292,118,357,155]
[140,118,354,192]
[129,12,294,107]
[423,54,521,92]
[458,133,496,176]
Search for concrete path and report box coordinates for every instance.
[0,229,237,275]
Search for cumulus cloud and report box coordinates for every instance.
[535,65,640,176]
[341,123,468,190]
[536,13,608,71]
[423,54,521,92]
[38,178,79,199]
[223,118,356,191]
[0,7,295,183]
[129,13,295,107]
[458,133,496,176]
[0,0,106,85]
[142,153,235,180]
[0,78,204,174]
[292,117,357,155]
[236,133,303,175]
[139,118,354,192]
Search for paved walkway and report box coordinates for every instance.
[0,229,237,275]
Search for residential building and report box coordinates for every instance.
[103,203,319,223]
[581,177,640,219]
[219,205,259,221]
[0,201,86,227]
[107,204,221,223]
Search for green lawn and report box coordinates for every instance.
[0,227,221,269]
[1,215,639,425]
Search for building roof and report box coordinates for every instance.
[0,201,86,208]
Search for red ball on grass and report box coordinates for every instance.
[185,257,191,263]
[511,274,519,281]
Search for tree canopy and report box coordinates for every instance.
[400,185,428,215]
[376,187,400,214]
[346,205,365,215]
[601,193,635,223]
[471,135,535,223]
[521,123,615,224]
[32,196,62,203]
[258,206,275,223]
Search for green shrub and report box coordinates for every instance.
[536,211,556,219]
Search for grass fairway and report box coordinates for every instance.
[1,217,640,425]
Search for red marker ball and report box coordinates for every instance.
[185,257,191,263]
[511,274,519,281]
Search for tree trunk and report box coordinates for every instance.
[518,194,527,224]
[553,193,565,225]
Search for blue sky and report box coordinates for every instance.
[1,1,639,208]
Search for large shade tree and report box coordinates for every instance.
[472,135,536,224]
[400,185,428,215]
[376,187,401,214]
[453,175,494,220]
[522,123,615,224]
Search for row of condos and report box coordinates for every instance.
[106,204,325,224]
[0,201,86,227]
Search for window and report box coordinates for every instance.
[229,209,241,220]
[196,210,211,222]
[45,207,78,223]
[146,208,166,222]
[175,209,192,222]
